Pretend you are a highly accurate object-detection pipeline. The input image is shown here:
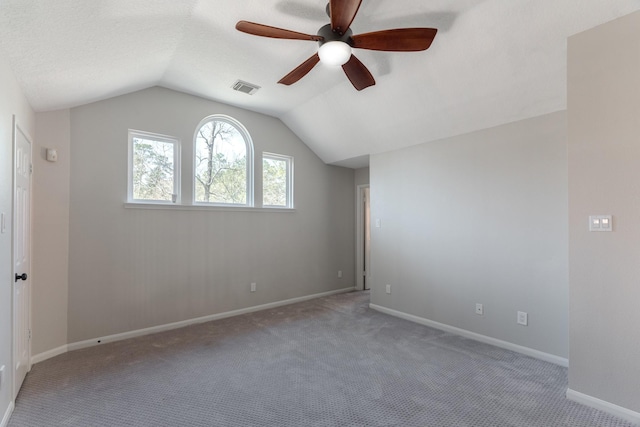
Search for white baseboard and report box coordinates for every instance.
[66,287,355,353]
[567,389,640,425]
[1,402,14,427]
[369,303,569,367]
[31,344,68,365]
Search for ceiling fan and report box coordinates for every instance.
[236,0,438,91]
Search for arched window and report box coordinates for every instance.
[193,115,254,206]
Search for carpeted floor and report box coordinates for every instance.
[9,291,636,427]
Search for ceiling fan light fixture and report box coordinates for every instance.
[236,1,438,90]
[318,41,352,66]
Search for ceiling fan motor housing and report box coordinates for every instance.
[317,24,353,47]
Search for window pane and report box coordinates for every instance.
[132,137,175,201]
[195,120,247,204]
[263,157,287,207]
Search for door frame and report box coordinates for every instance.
[355,184,370,291]
[12,116,32,398]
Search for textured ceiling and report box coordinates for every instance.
[1,0,639,168]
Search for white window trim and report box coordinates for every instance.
[262,152,294,209]
[123,202,294,213]
[127,129,181,205]
[192,115,254,207]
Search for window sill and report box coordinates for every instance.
[124,203,295,213]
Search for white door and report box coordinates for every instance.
[13,119,31,399]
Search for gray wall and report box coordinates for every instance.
[0,56,34,422]
[67,87,355,342]
[370,111,568,358]
[354,167,369,186]
[32,110,70,355]
[568,11,640,412]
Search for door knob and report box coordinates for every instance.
[15,273,27,282]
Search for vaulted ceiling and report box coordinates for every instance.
[1,0,638,167]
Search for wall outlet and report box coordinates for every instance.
[385,284,391,294]
[0,365,4,389]
[337,270,342,278]
[250,282,256,293]
[475,303,484,315]
[517,311,528,326]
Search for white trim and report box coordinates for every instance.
[1,402,14,427]
[124,203,295,213]
[67,287,355,352]
[566,389,640,424]
[31,344,68,365]
[355,184,369,291]
[369,303,569,367]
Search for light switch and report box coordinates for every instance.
[589,215,613,232]
[375,219,381,228]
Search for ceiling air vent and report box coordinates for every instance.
[232,80,260,95]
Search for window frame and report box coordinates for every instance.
[192,115,255,207]
[127,129,181,205]
[262,152,294,209]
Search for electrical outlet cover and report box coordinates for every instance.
[517,311,528,326]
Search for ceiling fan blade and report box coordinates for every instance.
[236,21,323,41]
[351,28,438,51]
[329,0,362,34]
[278,53,321,85]
[342,55,375,91]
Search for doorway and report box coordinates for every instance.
[356,184,371,291]
[13,117,32,399]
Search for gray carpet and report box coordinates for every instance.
[9,291,636,427]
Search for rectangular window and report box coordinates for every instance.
[128,130,180,204]
[262,152,293,208]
